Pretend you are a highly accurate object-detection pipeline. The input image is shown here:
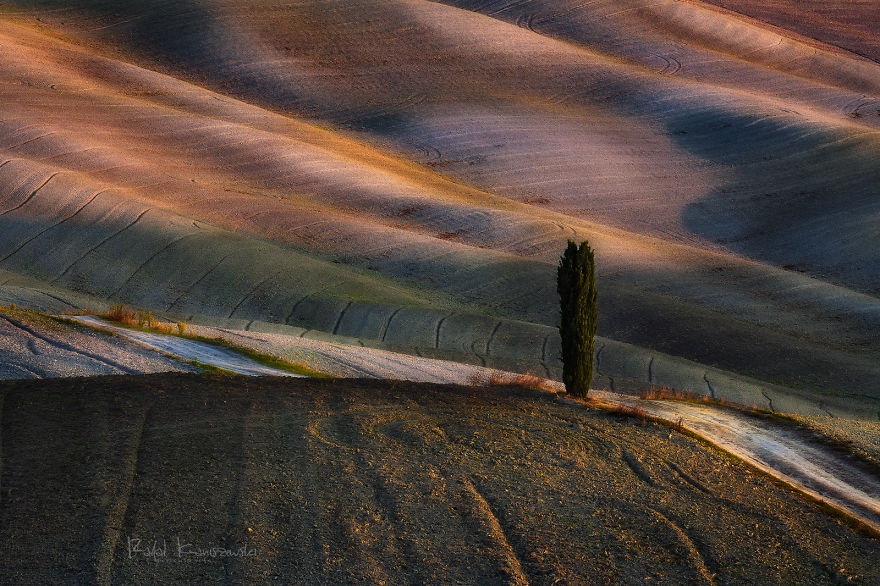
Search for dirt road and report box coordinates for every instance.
[0,309,195,378]
[592,391,880,534]
[68,316,301,377]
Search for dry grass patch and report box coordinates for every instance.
[640,385,715,402]
[469,370,558,393]
[107,303,137,326]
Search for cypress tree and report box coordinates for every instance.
[557,240,598,397]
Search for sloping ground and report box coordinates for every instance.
[54,314,880,531]
[0,307,194,378]
[592,390,880,534]
[166,318,878,419]
[67,316,303,377]
[1,375,879,585]
[70,315,511,384]
[700,0,880,65]
[53,313,880,532]
[0,1,878,409]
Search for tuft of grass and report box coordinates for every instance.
[108,304,136,326]
[673,416,685,434]
[610,404,649,426]
[591,400,699,437]
[61,308,95,316]
[640,385,729,407]
[469,371,558,392]
[137,310,154,329]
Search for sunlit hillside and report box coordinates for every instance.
[1,0,879,411]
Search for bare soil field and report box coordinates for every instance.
[1,374,878,585]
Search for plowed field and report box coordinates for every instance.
[1,374,878,584]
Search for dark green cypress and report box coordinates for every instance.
[557,240,598,397]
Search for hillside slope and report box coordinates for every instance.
[0,1,878,407]
[1,375,878,584]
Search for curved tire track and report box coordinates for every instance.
[53,207,156,284]
[460,478,530,585]
[95,400,153,586]
[0,172,60,217]
[622,448,656,486]
[163,253,232,311]
[647,507,715,585]
[0,189,107,264]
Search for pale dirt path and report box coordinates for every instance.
[65,316,880,534]
[591,390,880,534]
[69,316,493,383]
[186,325,507,385]
[68,316,302,378]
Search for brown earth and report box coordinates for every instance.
[1,373,878,585]
[700,0,880,64]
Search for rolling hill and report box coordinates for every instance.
[0,0,878,413]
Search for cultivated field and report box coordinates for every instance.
[1,374,878,585]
